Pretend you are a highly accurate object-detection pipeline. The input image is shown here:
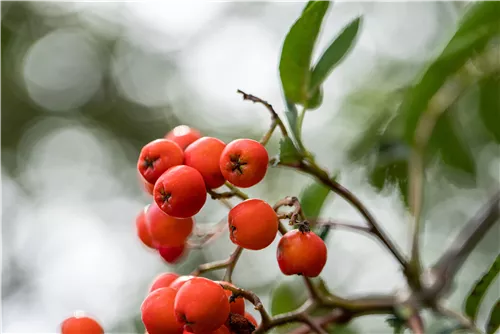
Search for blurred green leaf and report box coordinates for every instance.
[401,1,500,143]
[464,254,500,321]
[479,75,500,143]
[279,1,330,105]
[299,180,331,219]
[307,86,324,110]
[430,112,476,177]
[279,137,302,164]
[270,276,309,316]
[309,17,362,93]
[386,315,406,334]
[486,299,500,334]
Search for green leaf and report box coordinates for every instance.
[270,277,309,316]
[431,112,476,177]
[279,1,330,105]
[309,16,362,93]
[307,86,324,110]
[279,137,302,164]
[299,180,331,219]
[386,315,406,334]
[486,299,500,334]
[464,253,500,322]
[479,75,500,143]
[401,1,500,144]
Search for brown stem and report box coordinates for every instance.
[313,219,373,235]
[219,282,272,325]
[190,246,243,281]
[261,119,277,146]
[274,196,305,226]
[224,182,250,200]
[223,246,243,283]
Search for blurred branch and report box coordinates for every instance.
[435,304,482,334]
[313,218,373,235]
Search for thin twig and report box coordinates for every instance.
[313,219,373,235]
[224,182,250,200]
[223,246,243,283]
[274,196,305,226]
[298,314,329,334]
[434,304,482,334]
[261,119,278,145]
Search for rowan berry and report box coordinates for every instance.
[228,199,278,250]
[149,273,180,292]
[174,277,230,333]
[158,244,187,264]
[277,229,327,277]
[245,312,258,327]
[214,281,245,315]
[184,137,226,189]
[141,287,183,334]
[165,125,202,150]
[153,165,207,218]
[136,205,155,249]
[60,314,103,334]
[219,139,268,188]
[183,326,230,334]
[137,139,184,185]
[146,201,193,247]
[169,275,195,291]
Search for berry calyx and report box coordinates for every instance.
[159,244,187,264]
[228,199,278,250]
[277,229,327,277]
[165,125,202,151]
[174,277,230,333]
[60,313,104,334]
[141,287,184,334]
[137,139,184,185]
[184,137,226,189]
[136,205,155,249]
[149,273,180,292]
[153,165,207,218]
[146,201,194,247]
[219,139,269,188]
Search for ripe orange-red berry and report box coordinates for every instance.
[159,244,187,264]
[154,165,207,218]
[60,314,103,334]
[214,281,245,315]
[174,277,230,333]
[149,273,180,292]
[184,137,226,189]
[219,139,268,188]
[183,326,230,334]
[169,275,195,291]
[165,125,202,151]
[141,287,184,334]
[138,139,184,185]
[146,202,194,247]
[136,206,155,249]
[277,229,327,277]
[228,199,278,250]
[244,312,258,327]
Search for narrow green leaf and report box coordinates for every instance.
[479,75,500,143]
[431,112,476,177]
[270,277,308,316]
[279,137,302,164]
[284,97,300,142]
[464,254,500,321]
[307,86,324,110]
[309,17,362,93]
[302,1,315,13]
[486,299,500,334]
[299,180,331,219]
[279,1,330,104]
[401,1,500,143]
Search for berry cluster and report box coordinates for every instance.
[60,124,328,334]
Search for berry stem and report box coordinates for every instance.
[274,196,305,226]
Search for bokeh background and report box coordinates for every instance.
[2,1,499,333]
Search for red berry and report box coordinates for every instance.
[219,139,268,188]
[61,314,103,334]
[184,137,226,189]
[153,165,207,218]
[141,287,184,334]
[277,229,327,277]
[146,201,194,247]
[244,312,258,327]
[174,277,230,333]
[183,326,230,334]
[136,206,155,249]
[214,281,245,315]
[138,139,184,185]
[149,273,180,292]
[169,275,195,291]
[159,244,187,264]
[165,125,202,151]
[228,199,278,250]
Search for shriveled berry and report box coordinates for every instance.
[184,137,226,189]
[228,199,278,250]
[174,277,230,333]
[153,165,207,219]
[277,229,327,277]
[60,314,103,334]
[146,201,193,247]
[166,125,202,151]
[219,139,268,188]
[141,287,184,334]
[137,139,184,185]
